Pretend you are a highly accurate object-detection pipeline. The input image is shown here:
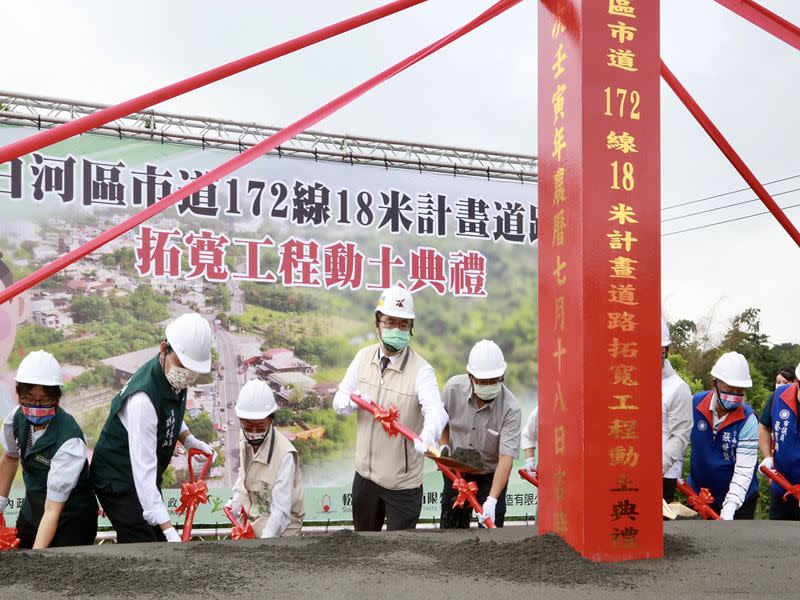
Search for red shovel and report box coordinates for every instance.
[676,479,722,520]
[224,506,256,540]
[760,465,800,503]
[519,468,539,487]
[177,448,213,542]
[0,515,20,551]
[350,393,495,528]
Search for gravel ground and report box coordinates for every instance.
[0,521,796,599]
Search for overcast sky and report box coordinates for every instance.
[3,0,799,346]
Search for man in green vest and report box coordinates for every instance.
[225,379,304,537]
[0,350,97,548]
[333,286,448,531]
[91,312,215,543]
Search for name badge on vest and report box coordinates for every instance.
[34,454,52,467]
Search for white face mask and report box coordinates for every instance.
[473,382,502,402]
[165,355,198,390]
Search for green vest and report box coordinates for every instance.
[91,354,186,492]
[13,407,96,528]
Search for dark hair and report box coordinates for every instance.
[0,253,13,288]
[777,367,798,383]
[15,382,62,403]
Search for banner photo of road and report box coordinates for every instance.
[0,124,538,527]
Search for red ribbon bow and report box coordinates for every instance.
[451,477,479,509]
[375,405,401,437]
[177,480,209,516]
[224,506,256,540]
[0,516,20,551]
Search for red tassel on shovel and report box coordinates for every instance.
[0,515,20,551]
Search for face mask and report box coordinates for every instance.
[381,328,410,353]
[243,427,269,447]
[21,404,56,426]
[715,384,745,410]
[165,355,198,390]
[473,382,502,402]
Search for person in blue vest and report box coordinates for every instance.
[688,351,759,520]
[91,313,215,543]
[758,362,800,520]
[0,350,97,548]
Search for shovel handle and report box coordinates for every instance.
[187,448,213,482]
[519,468,539,487]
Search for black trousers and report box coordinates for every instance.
[440,472,507,528]
[16,507,98,549]
[96,486,167,543]
[769,491,800,520]
[662,478,677,502]
[351,471,422,531]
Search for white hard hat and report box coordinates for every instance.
[710,351,752,388]
[661,319,671,347]
[375,285,415,320]
[795,362,800,381]
[467,339,507,380]
[165,313,212,374]
[15,350,63,386]
[236,379,278,420]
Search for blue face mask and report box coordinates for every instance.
[21,404,57,425]
[715,384,745,411]
[381,328,410,353]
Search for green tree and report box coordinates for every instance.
[185,412,217,444]
[71,294,111,323]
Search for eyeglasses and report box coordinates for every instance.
[18,393,56,406]
[378,319,411,331]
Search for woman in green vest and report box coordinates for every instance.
[0,350,97,548]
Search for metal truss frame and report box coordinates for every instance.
[0,91,537,183]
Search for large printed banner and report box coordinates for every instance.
[0,124,538,526]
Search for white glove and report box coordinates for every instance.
[225,495,243,517]
[184,435,216,462]
[0,496,8,514]
[413,429,436,455]
[719,503,736,521]
[163,526,181,542]
[479,496,497,525]
[759,456,774,473]
[524,457,537,475]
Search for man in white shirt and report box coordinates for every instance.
[91,313,215,543]
[333,286,447,531]
[660,319,692,501]
[225,379,304,537]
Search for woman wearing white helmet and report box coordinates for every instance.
[0,350,97,548]
[91,312,216,543]
[687,351,759,520]
[332,285,448,531]
[225,379,304,538]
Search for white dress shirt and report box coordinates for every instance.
[2,406,87,502]
[521,406,538,451]
[332,347,447,439]
[232,440,295,538]
[118,392,188,526]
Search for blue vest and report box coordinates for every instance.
[688,391,758,512]
[770,383,800,496]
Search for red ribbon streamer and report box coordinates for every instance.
[0,0,522,306]
[713,0,800,51]
[660,59,800,249]
[0,516,20,551]
[0,0,430,164]
[375,405,402,437]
